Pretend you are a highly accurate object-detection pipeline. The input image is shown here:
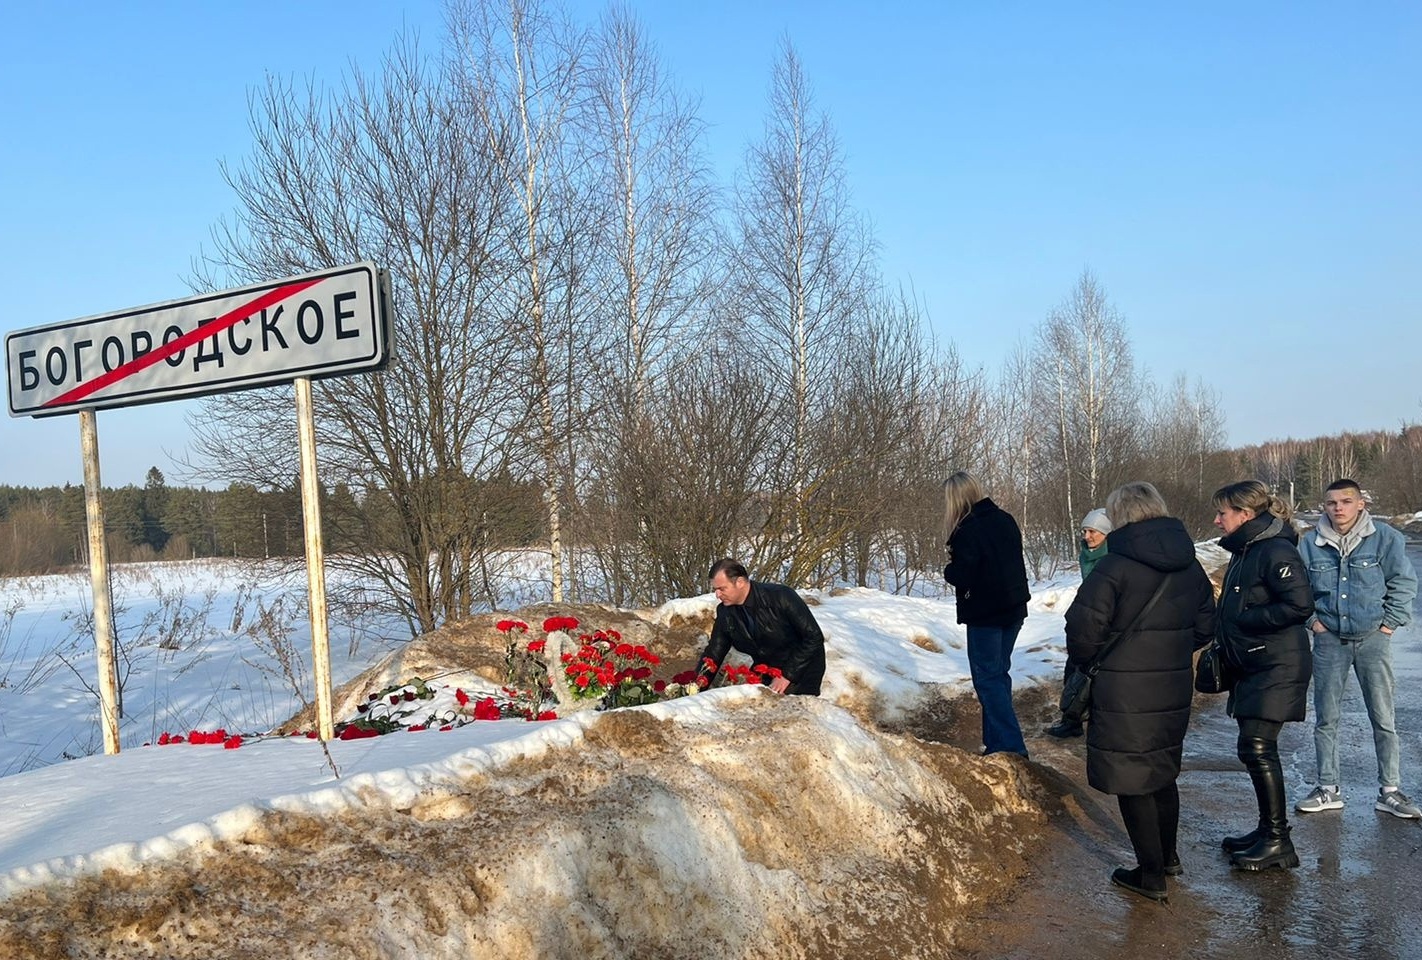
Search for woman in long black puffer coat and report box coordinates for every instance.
[1213,479,1313,872]
[1065,482,1215,904]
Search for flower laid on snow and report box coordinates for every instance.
[154,729,248,749]
[338,724,381,740]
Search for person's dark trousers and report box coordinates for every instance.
[1117,782,1179,890]
[966,620,1028,755]
[1232,718,1300,870]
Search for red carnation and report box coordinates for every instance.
[496,619,516,633]
[223,735,243,750]
[474,698,502,721]
[158,732,171,745]
[408,724,427,732]
[455,688,470,706]
[527,639,547,653]
[575,675,591,688]
[654,680,667,693]
[536,710,558,721]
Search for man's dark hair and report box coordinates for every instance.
[708,558,749,581]
[1325,478,1364,495]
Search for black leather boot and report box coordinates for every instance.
[1221,827,1264,854]
[1231,736,1299,871]
[1046,717,1084,738]
[1110,866,1168,903]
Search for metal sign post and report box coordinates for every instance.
[7,263,392,745]
[294,377,334,741]
[79,410,122,755]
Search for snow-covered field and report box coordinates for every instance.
[0,555,1101,959]
[0,557,1080,890]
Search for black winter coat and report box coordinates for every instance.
[1217,513,1314,722]
[943,498,1031,626]
[698,581,827,695]
[1065,516,1216,796]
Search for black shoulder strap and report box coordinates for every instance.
[1082,575,1171,677]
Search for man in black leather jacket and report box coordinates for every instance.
[695,558,827,695]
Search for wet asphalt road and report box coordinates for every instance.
[955,540,1422,960]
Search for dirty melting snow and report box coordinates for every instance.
[0,564,1068,958]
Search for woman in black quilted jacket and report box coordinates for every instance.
[1212,480,1314,871]
[1065,482,1215,903]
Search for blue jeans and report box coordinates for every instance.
[967,621,1027,755]
[1311,628,1400,789]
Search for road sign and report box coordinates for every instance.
[6,261,391,417]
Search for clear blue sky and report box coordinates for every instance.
[3,1,1419,488]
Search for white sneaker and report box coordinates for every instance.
[1376,790,1422,819]
[1296,785,1344,813]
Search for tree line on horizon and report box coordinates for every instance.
[8,0,1417,636]
[2,424,1418,586]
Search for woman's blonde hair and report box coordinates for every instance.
[1106,481,1170,528]
[943,470,985,541]
[1212,479,1294,524]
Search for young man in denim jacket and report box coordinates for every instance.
[1296,478,1421,819]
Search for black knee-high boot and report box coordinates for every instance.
[1231,736,1299,871]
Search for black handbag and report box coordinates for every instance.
[1193,640,1234,694]
[1060,577,1170,723]
[1058,667,1093,724]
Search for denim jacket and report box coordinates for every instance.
[1298,512,1418,639]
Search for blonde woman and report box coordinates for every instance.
[1065,482,1215,903]
[1213,480,1313,871]
[942,471,1030,756]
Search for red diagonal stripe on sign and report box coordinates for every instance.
[43,277,324,409]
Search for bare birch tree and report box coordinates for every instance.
[1141,374,1229,532]
[1032,271,1140,536]
[728,39,872,582]
[448,0,591,604]
[574,4,716,604]
[186,34,525,634]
